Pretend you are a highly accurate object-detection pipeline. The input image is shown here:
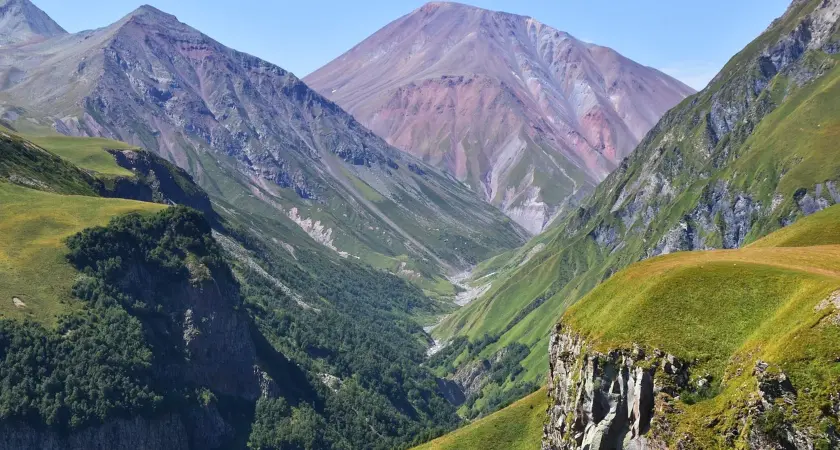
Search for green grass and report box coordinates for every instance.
[751,205,840,248]
[429,3,840,410]
[27,135,137,178]
[344,169,385,202]
[560,211,840,447]
[0,183,165,325]
[412,388,548,450]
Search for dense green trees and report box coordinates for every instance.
[0,206,462,448]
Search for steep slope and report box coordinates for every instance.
[0,0,65,45]
[306,2,693,233]
[543,205,840,449]
[0,133,467,449]
[412,388,547,450]
[0,4,525,286]
[429,0,840,418]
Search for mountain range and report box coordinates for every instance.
[306,2,694,233]
[2,0,840,449]
[0,1,526,290]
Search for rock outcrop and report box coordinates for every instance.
[107,149,215,219]
[542,324,688,450]
[542,323,840,450]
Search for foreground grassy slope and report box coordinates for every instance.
[0,183,165,325]
[425,206,840,449]
[563,205,840,447]
[413,388,548,450]
[432,0,840,398]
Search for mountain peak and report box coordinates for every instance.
[0,0,65,45]
[416,1,533,21]
[122,4,179,23]
[305,1,694,233]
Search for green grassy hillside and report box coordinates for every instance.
[563,205,840,448]
[0,132,465,448]
[0,183,165,325]
[423,205,840,449]
[430,0,840,414]
[412,388,548,450]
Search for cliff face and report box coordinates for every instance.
[107,149,215,219]
[543,317,840,450]
[542,324,685,450]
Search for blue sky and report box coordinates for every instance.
[34,0,791,90]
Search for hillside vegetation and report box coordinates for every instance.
[0,131,466,448]
[27,135,137,178]
[430,0,840,416]
[412,388,547,450]
[0,182,164,325]
[423,205,840,450]
[557,205,840,448]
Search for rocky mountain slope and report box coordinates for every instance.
[306,2,694,233]
[426,0,840,421]
[0,2,525,288]
[0,0,64,45]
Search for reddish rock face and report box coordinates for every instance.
[306,2,694,233]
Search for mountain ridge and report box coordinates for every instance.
[0,0,65,45]
[424,0,840,422]
[306,1,694,233]
[0,1,527,284]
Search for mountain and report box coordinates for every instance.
[544,205,840,449]
[424,0,840,422]
[0,124,465,448]
[305,2,694,233]
[0,0,64,45]
[0,3,526,289]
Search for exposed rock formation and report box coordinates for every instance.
[107,149,215,218]
[542,324,687,450]
[542,323,840,450]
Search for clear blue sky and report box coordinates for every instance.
[34,0,791,90]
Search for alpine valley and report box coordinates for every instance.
[0,1,838,450]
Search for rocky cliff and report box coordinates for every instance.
[107,148,215,219]
[543,317,840,450]
[542,325,686,450]
[0,207,289,450]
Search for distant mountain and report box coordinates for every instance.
[0,3,526,283]
[0,0,64,45]
[306,1,694,233]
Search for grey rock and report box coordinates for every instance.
[542,324,681,450]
